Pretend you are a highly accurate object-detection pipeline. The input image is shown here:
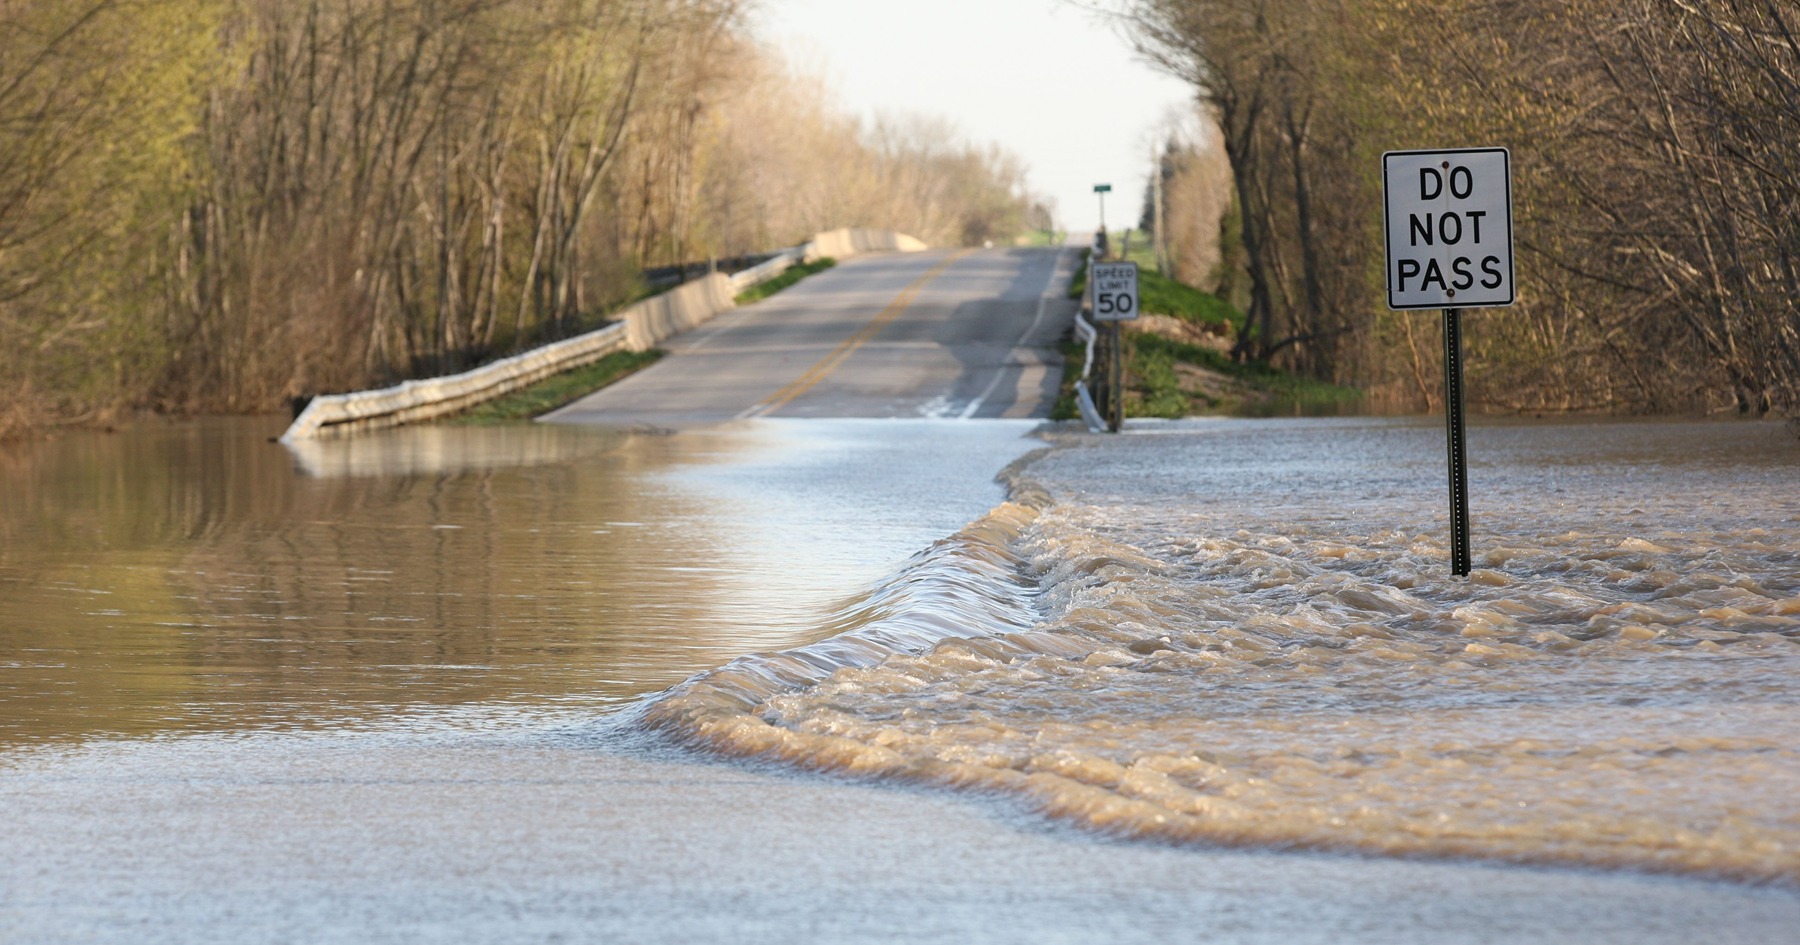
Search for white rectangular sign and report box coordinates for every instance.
[1091,261,1139,322]
[1383,148,1514,310]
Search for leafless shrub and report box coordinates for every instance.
[1117,0,1799,415]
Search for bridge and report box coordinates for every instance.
[545,247,1077,426]
[280,241,1080,439]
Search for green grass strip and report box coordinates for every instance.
[1137,267,1242,331]
[1050,339,1087,421]
[1122,332,1362,419]
[448,349,664,424]
[735,257,836,305]
[1057,252,1358,421]
[1067,249,1091,299]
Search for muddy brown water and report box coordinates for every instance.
[3,415,1798,943]
[0,418,1038,745]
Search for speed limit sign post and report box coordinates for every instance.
[1090,261,1138,432]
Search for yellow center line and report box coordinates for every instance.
[749,249,974,417]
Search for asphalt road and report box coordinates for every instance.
[543,247,1078,426]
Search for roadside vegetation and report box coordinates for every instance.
[1121,333,1362,418]
[1059,236,1359,420]
[448,351,664,425]
[1051,340,1089,422]
[1117,0,1800,419]
[734,258,836,305]
[1069,236,1232,322]
[0,1,1051,439]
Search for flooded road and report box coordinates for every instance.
[4,415,1799,942]
[0,418,1039,745]
[653,417,1800,885]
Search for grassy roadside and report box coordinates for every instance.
[735,257,835,305]
[1123,332,1362,418]
[448,349,663,424]
[1050,339,1087,421]
[1061,239,1361,419]
[1067,248,1090,300]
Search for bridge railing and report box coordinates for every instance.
[282,322,633,441]
[1071,233,1107,433]
[728,246,805,295]
[280,229,925,442]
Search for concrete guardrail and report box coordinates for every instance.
[281,228,926,441]
[805,228,929,260]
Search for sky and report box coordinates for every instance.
[754,0,1197,234]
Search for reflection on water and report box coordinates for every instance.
[282,422,632,478]
[0,416,1038,746]
[645,418,1800,885]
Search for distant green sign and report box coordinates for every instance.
[1093,183,1112,193]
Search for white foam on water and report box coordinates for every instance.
[642,418,1800,886]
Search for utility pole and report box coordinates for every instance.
[1152,143,1168,275]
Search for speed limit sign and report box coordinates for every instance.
[1091,261,1139,321]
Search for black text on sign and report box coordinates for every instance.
[1091,262,1139,322]
[1382,148,1514,310]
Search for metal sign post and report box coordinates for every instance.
[1442,308,1472,575]
[1091,261,1139,434]
[1382,148,1514,577]
[1093,183,1112,248]
[1101,320,1116,430]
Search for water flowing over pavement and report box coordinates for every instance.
[646,417,1800,891]
[0,419,1042,745]
[5,245,1800,940]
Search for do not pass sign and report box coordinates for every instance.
[1383,148,1514,310]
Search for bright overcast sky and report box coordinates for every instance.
[753,0,1196,234]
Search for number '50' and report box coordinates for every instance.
[1097,293,1134,315]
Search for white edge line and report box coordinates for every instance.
[957,248,1068,420]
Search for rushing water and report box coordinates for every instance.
[643,417,1800,885]
[5,414,1800,942]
